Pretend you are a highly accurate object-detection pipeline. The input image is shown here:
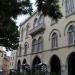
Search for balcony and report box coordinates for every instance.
[29,23,45,36]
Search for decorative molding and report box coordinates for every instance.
[49,29,61,41]
[17,44,75,57]
[64,21,75,35]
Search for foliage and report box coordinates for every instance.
[0,0,32,50]
[36,0,62,21]
[0,0,62,50]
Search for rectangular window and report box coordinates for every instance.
[32,44,38,53]
[66,0,74,16]
[26,25,29,38]
[52,38,57,48]
[19,45,21,56]
[20,28,23,41]
[51,33,58,49]
[39,15,44,25]
[69,32,73,45]
[24,45,27,55]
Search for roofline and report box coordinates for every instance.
[20,11,37,27]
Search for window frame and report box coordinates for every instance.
[32,39,38,53]
[38,37,43,52]
[20,28,24,41]
[65,0,74,16]
[38,15,44,25]
[26,24,29,38]
[19,45,21,56]
[24,44,28,55]
[51,33,58,49]
[68,25,75,45]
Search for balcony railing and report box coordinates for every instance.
[29,23,45,36]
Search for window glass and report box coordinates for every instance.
[68,25,75,45]
[32,39,38,53]
[24,44,27,55]
[66,0,74,16]
[38,37,43,52]
[51,33,58,48]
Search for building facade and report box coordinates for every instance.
[2,56,10,75]
[16,0,75,75]
[9,50,17,70]
[0,46,6,74]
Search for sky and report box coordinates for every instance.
[16,0,37,26]
[7,0,36,56]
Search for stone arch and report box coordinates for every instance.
[67,52,75,75]
[49,29,61,41]
[24,42,29,48]
[22,59,27,64]
[32,56,41,66]
[22,59,27,70]
[17,60,21,71]
[64,21,75,35]
[50,55,61,75]
[38,36,43,40]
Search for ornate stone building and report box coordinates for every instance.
[2,56,10,75]
[16,0,75,75]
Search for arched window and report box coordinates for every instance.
[19,45,21,56]
[21,28,23,41]
[26,24,29,38]
[68,25,75,45]
[24,44,27,55]
[38,15,44,25]
[51,33,58,48]
[24,42,28,55]
[32,39,38,53]
[38,37,43,52]
[33,18,38,27]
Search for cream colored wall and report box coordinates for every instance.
[17,0,75,72]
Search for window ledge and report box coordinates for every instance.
[68,43,75,47]
[17,55,22,57]
[51,47,59,50]
[31,51,43,54]
[23,54,27,56]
